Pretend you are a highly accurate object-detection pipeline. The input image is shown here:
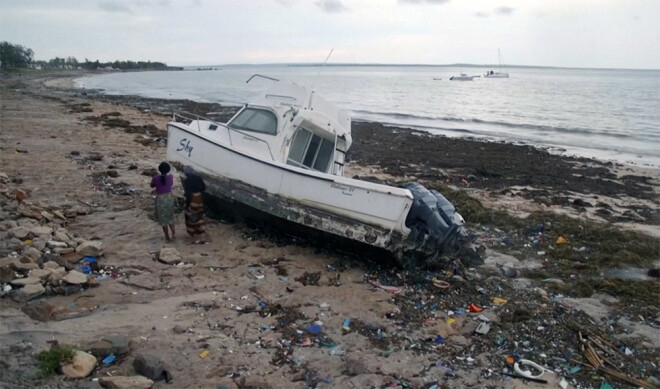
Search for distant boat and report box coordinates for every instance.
[449,73,477,81]
[484,49,509,78]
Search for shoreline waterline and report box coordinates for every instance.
[72,66,660,169]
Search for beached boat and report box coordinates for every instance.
[166,74,480,266]
[484,49,509,78]
[449,73,477,81]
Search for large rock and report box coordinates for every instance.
[63,270,88,285]
[29,268,52,280]
[48,267,67,285]
[90,336,130,357]
[40,210,54,222]
[30,226,53,237]
[12,188,27,201]
[6,237,25,251]
[61,350,97,378]
[133,354,166,381]
[17,283,45,300]
[157,248,182,265]
[76,241,103,256]
[10,277,42,286]
[99,376,154,389]
[54,229,76,246]
[31,236,48,251]
[21,246,42,263]
[0,267,15,283]
[10,262,38,271]
[9,226,30,239]
[42,260,61,270]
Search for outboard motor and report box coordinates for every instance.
[430,190,464,226]
[402,182,482,266]
[404,183,457,243]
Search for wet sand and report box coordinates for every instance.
[1,71,659,388]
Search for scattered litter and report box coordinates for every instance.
[432,278,450,289]
[306,324,322,334]
[468,303,483,313]
[246,267,265,280]
[514,359,550,380]
[475,322,491,335]
[102,354,116,366]
[368,280,401,294]
[199,350,210,359]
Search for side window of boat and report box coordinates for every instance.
[287,128,335,173]
[229,108,278,135]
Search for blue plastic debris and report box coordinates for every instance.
[435,335,444,344]
[102,354,116,365]
[306,324,322,334]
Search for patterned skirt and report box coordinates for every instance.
[155,193,175,226]
[185,193,206,236]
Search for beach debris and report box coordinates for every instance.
[295,271,320,285]
[102,353,116,366]
[368,280,401,294]
[98,376,155,388]
[475,322,491,335]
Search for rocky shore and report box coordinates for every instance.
[1,71,658,389]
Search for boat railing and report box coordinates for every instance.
[172,111,275,161]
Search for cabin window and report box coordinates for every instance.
[287,128,335,173]
[229,108,277,135]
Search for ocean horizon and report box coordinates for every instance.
[76,64,660,168]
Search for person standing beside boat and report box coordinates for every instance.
[182,165,208,243]
[150,162,176,241]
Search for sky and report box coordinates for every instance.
[1,0,659,69]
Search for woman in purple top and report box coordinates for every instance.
[150,162,176,241]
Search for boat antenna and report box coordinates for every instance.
[311,48,334,91]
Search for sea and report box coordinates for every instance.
[75,65,660,167]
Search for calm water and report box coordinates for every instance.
[76,65,660,167]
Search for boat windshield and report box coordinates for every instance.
[287,127,334,173]
[229,108,278,135]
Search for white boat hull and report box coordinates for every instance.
[167,123,416,254]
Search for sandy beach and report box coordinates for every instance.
[1,71,659,389]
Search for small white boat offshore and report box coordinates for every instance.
[484,49,510,78]
[167,74,481,266]
[449,73,478,81]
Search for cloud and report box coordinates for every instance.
[399,0,450,4]
[315,0,348,13]
[189,0,202,7]
[98,1,132,13]
[157,0,171,7]
[494,6,515,15]
[474,11,490,18]
[274,0,295,6]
